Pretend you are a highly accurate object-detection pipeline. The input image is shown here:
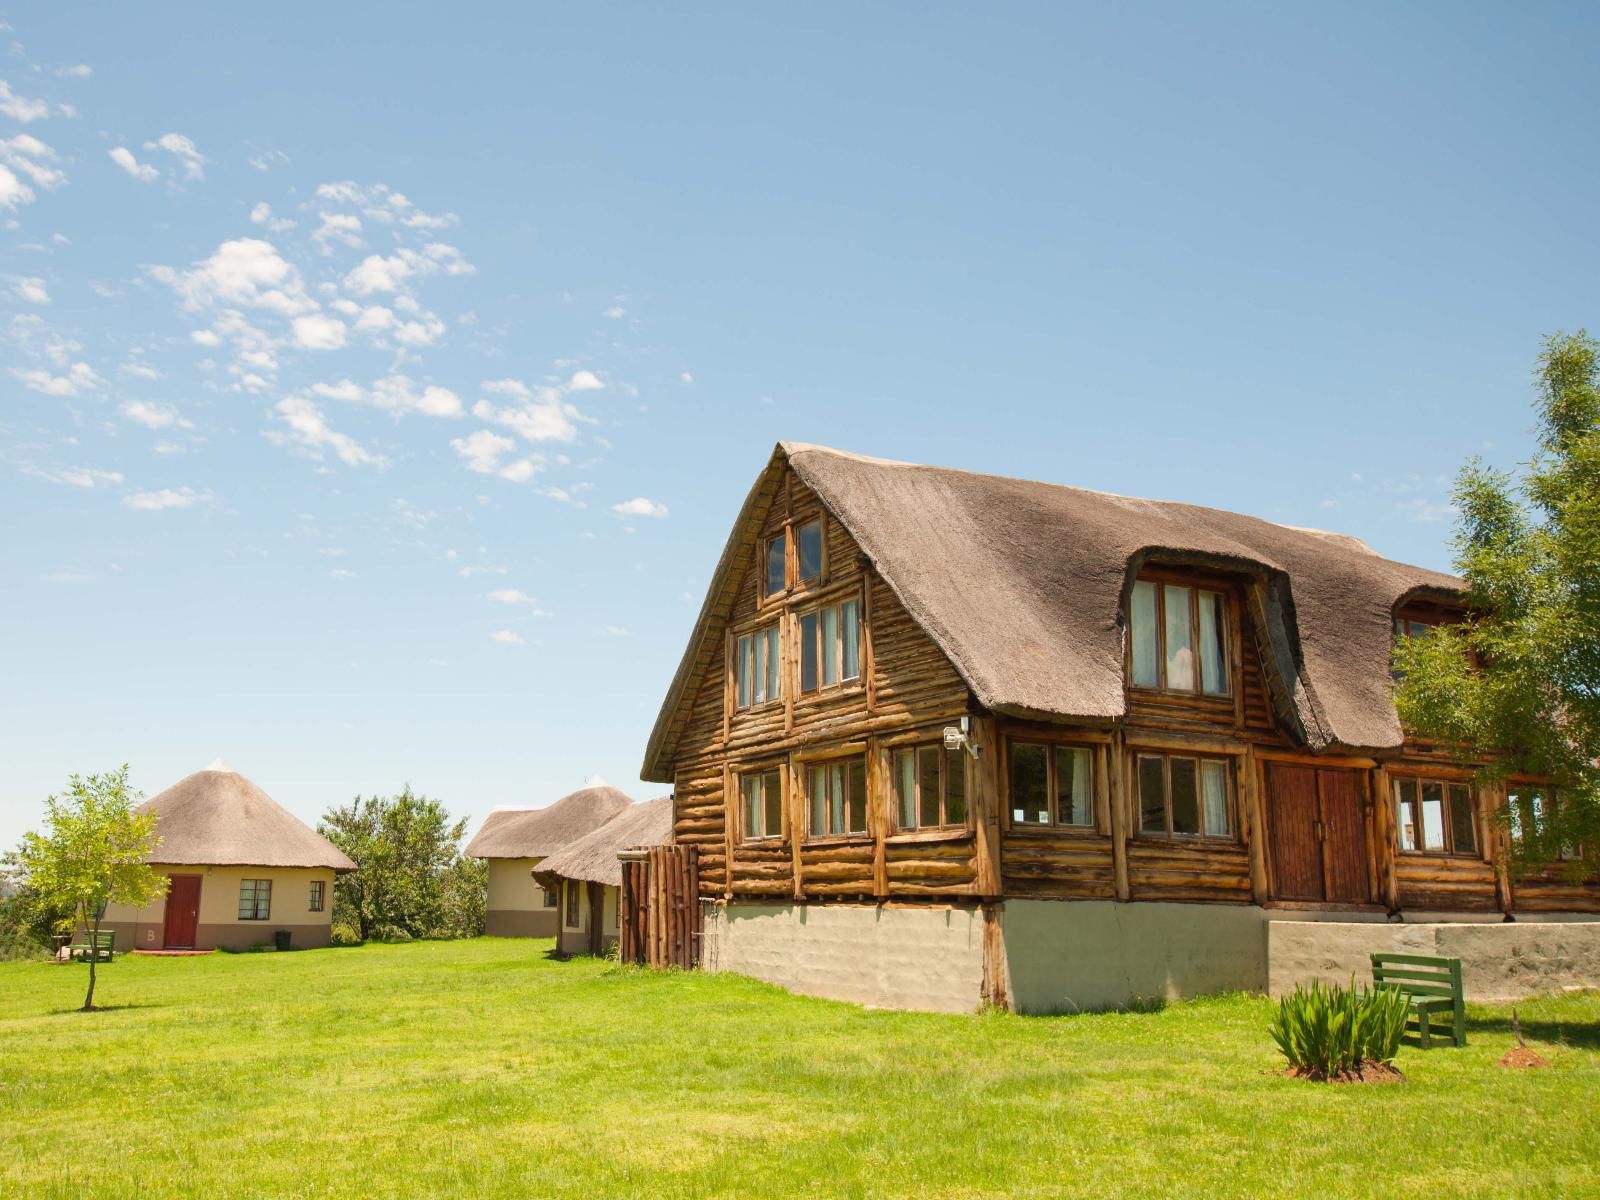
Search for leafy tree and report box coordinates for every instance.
[319,786,482,940]
[0,847,73,961]
[17,767,167,1010]
[1395,331,1600,871]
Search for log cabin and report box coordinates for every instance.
[640,443,1600,1013]
[532,796,673,957]
[466,785,634,938]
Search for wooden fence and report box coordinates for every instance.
[619,845,701,970]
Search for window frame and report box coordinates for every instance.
[734,622,782,711]
[1004,738,1101,832]
[739,766,786,843]
[1128,573,1232,698]
[563,878,583,930]
[1132,750,1236,841]
[758,513,829,606]
[803,754,870,841]
[1391,775,1478,858]
[540,884,558,909]
[892,741,971,834]
[798,594,863,696]
[1508,784,1583,862]
[308,879,325,913]
[237,878,272,921]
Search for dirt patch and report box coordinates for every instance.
[1286,1059,1406,1085]
[1497,1046,1551,1070]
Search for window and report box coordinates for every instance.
[735,624,781,709]
[796,519,823,584]
[1130,580,1229,696]
[1008,742,1095,828]
[1509,787,1582,861]
[800,598,861,693]
[1393,617,1434,639]
[806,757,868,837]
[763,532,786,597]
[1393,777,1476,856]
[540,885,557,909]
[1136,753,1232,838]
[238,879,272,921]
[741,768,784,840]
[564,878,582,929]
[894,743,968,831]
[308,880,325,913]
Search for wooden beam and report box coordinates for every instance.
[1108,733,1131,902]
[971,714,1002,899]
[1243,744,1268,906]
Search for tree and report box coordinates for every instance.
[0,846,73,961]
[318,786,482,940]
[18,767,167,1010]
[1395,331,1600,871]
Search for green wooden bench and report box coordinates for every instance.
[67,930,115,963]
[1371,952,1465,1048]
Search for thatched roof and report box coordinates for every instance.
[464,785,635,859]
[643,443,1462,780]
[532,796,673,889]
[140,769,356,872]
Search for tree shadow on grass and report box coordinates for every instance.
[44,1000,169,1017]
[1465,1015,1600,1051]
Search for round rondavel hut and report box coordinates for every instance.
[101,762,355,952]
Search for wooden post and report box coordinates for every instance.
[1108,733,1130,902]
[1243,744,1269,906]
[869,736,888,898]
[788,753,805,900]
[722,763,735,901]
[971,715,1002,899]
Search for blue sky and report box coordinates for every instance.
[2,4,1596,849]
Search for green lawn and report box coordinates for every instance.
[1,940,1596,1199]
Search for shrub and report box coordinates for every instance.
[1269,978,1410,1077]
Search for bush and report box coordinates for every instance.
[1269,978,1410,1077]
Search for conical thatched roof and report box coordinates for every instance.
[464,785,635,859]
[532,796,673,889]
[140,769,355,872]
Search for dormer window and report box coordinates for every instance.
[1130,579,1228,696]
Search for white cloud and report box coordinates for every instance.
[312,211,362,254]
[368,374,462,417]
[680,371,693,384]
[8,275,47,304]
[0,134,64,210]
[151,238,316,317]
[24,463,123,488]
[449,429,536,482]
[12,361,101,396]
[471,379,584,445]
[567,369,604,392]
[248,148,289,171]
[190,328,221,347]
[605,625,631,637]
[121,361,162,381]
[489,629,525,646]
[249,201,295,233]
[6,312,79,365]
[56,64,92,79]
[0,81,50,123]
[343,251,417,295]
[144,132,205,181]
[311,379,364,403]
[611,496,669,519]
[123,486,209,511]
[108,146,158,183]
[603,305,626,319]
[486,589,550,615]
[291,313,348,350]
[121,400,193,430]
[271,395,386,468]
[329,568,357,581]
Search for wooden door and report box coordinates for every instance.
[587,882,604,956]
[1318,770,1370,903]
[163,875,201,948]
[1266,765,1324,901]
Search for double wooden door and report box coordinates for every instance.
[163,875,202,949]
[1265,765,1371,904]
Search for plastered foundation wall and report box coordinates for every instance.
[101,866,336,950]
[485,858,558,937]
[701,902,986,1014]
[1268,919,1600,1001]
[1001,900,1271,1013]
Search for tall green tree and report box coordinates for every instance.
[1395,331,1600,870]
[319,786,482,940]
[18,766,167,1010]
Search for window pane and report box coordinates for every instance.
[840,600,861,680]
[821,605,839,686]
[1131,581,1158,687]
[829,764,845,834]
[1448,784,1476,854]
[742,776,759,838]
[1170,758,1200,834]
[797,519,822,583]
[919,746,941,828]
[808,766,825,836]
[847,759,867,834]
[1395,779,1417,850]
[1164,585,1195,691]
[800,612,819,692]
[944,748,967,826]
[1199,591,1228,695]
[765,533,786,596]
[1055,746,1092,826]
[1421,781,1446,851]
[1201,760,1230,836]
[736,634,751,708]
[763,771,783,839]
[1009,743,1048,825]
[895,750,916,829]
[1138,756,1167,833]
[764,626,780,703]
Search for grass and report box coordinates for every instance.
[1,940,1597,1199]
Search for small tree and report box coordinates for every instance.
[1395,331,1600,869]
[18,766,167,1011]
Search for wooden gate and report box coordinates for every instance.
[619,845,701,969]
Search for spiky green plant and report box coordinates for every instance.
[1269,978,1411,1076]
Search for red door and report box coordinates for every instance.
[163,875,201,949]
